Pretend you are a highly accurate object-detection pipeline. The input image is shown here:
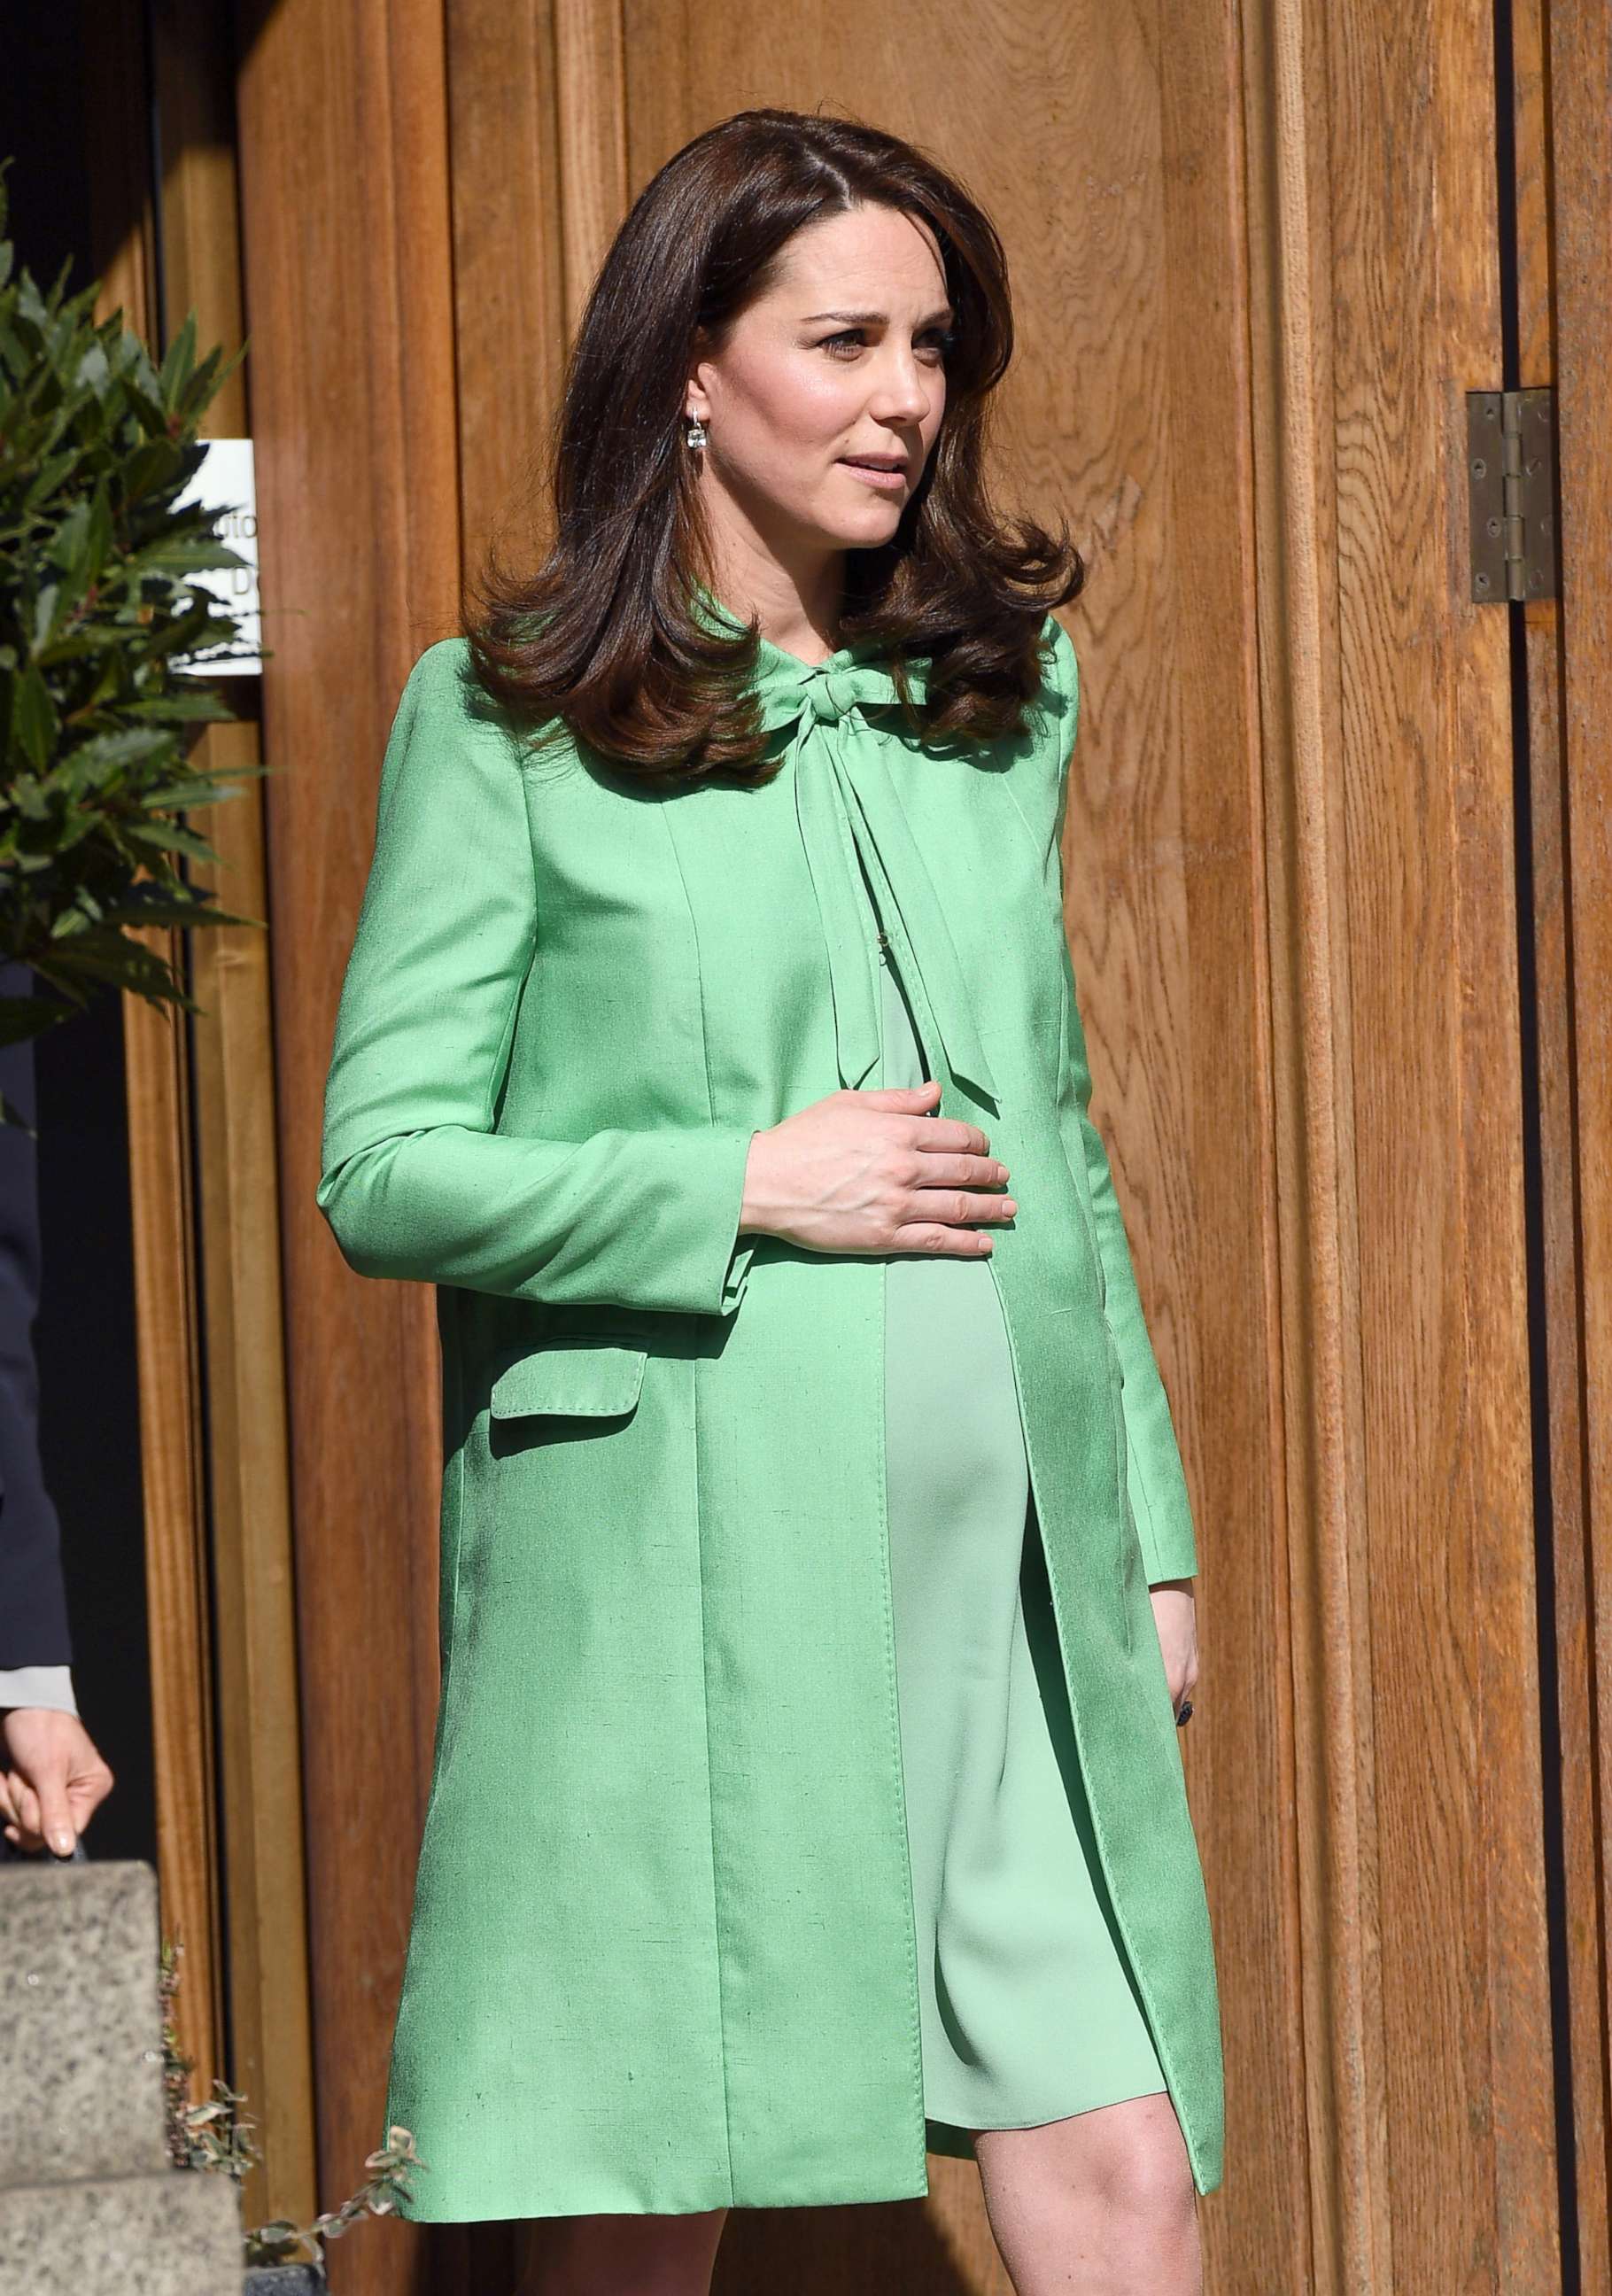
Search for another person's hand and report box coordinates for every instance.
[740,1080,1015,1258]
[0,1707,114,1857]
[1148,1582,1199,1721]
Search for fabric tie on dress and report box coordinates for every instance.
[741,644,1000,1107]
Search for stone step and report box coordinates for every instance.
[0,1862,174,2186]
[0,2167,244,2294]
[0,1861,249,2288]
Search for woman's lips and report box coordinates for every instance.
[839,460,908,492]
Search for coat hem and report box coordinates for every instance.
[389,2163,934,2223]
[984,1260,1221,2199]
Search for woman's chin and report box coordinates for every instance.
[812,501,908,549]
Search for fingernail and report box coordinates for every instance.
[50,1830,74,1857]
[1003,1199,1017,1214]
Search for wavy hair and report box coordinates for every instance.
[463,107,1084,787]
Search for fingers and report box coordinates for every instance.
[35,1778,79,1858]
[894,1144,1016,1234]
[4,1784,77,1857]
[882,1195,1013,1255]
[4,1770,46,1853]
[914,1186,1015,1228]
[906,1151,1011,1193]
[0,1717,113,1857]
[856,1082,943,1106]
[886,1142,1015,1253]
[768,1085,1011,1259]
[887,1223,1000,1257]
[854,1084,995,1160]
[911,1118,997,1159]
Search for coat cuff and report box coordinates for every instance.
[1124,1434,1199,1584]
[678,1123,759,1316]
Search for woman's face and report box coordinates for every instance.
[685,203,953,572]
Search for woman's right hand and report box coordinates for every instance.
[739,1081,1016,1258]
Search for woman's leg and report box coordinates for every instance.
[972,2094,1201,2296]
[516,2206,729,2296]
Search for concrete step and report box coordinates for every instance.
[0,1861,244,2292]
[0,2167,244,2294]
[0,1862,173,2185]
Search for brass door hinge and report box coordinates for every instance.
[1467,386,1558,601]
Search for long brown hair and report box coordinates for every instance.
[464,107,1084,787]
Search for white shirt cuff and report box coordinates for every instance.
[0,1666,80,1718]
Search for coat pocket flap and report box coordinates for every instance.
[489,1339,648,1420]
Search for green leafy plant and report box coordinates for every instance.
[159,1933,427,2273]
[0,152,270,1117]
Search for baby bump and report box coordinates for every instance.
[875,923,1029,1540]
[883,1248,1030,1594]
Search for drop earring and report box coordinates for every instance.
[686,413,708,450]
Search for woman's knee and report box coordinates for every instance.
[977,2090,1195,2224]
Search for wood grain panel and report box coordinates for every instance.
[1540,0,1612,2281]
[149,0,322,2243]
[82,0,227,2129]
[1331,0,1553,2267]
[234,4,464,2286]
[446,0,567,589]
[1237,0,1379,2281]
[1507,0,1593,2268]
[1241,0,1555,2284]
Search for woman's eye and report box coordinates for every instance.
[818,328,957,361]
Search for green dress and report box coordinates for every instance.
[853,844,1170,2160]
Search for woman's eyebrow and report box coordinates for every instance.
[801,306,957,326]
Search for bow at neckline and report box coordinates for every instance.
[693,586,999,1106]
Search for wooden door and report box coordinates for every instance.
[227,0,1609,2288]
[1520,0,1612,2284]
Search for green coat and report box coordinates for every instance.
[316,600,1225,2221]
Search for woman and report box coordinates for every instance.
[319,107,1223,2295]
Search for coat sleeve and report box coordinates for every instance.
[1042,617,1199,1585]
[316,641,758,1317]
[0,989,77,1675]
